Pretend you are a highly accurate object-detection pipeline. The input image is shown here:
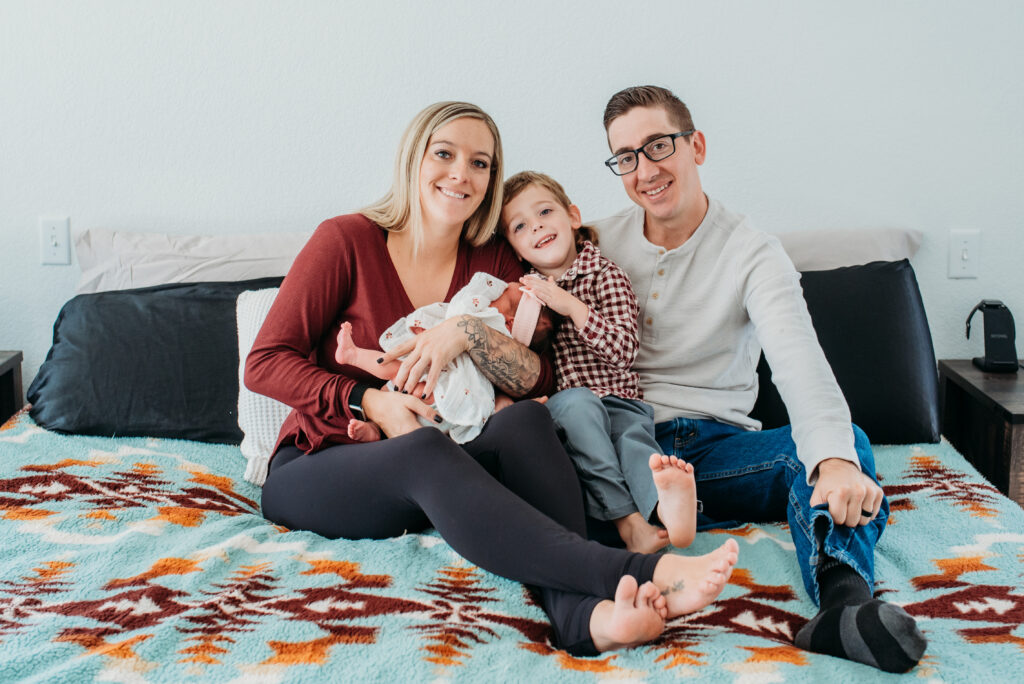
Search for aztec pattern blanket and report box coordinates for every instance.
[1,409,1023,683]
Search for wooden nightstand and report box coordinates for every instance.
[938,359,1024,508]
[1,350,24,425]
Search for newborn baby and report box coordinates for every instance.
[336,272,553,443]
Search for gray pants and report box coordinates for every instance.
[545,388,660,521]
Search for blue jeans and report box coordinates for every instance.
[655,418,887,605]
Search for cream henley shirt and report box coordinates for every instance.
[593,198,858,482]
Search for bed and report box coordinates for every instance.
[3,230,1023,682]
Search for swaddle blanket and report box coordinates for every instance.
[379,272,510,443]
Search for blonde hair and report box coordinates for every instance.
[360,102,504,252]
[501,171,598,250]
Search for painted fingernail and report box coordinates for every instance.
[420,394,426,400]
[376,357,383,364]
[401,390,408,394]
[433,415,443,424]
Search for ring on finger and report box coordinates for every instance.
[860,509,872,518]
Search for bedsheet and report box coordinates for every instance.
[2,410,1023,682]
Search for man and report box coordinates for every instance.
[593,85,926,673]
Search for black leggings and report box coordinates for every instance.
[261,400,659,655]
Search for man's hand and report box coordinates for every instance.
[378,316,471,398]
[360,388,438,438]
[810,458,884,527]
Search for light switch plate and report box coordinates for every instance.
[39,217,71,265]
[948,229,979,279]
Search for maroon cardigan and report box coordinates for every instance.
[245,213,554,454]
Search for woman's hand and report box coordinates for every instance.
[377,316,472,398]
[360,388,439,439]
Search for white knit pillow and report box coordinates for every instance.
[236,288,292,485]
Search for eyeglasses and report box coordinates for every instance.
[604,130,695,176]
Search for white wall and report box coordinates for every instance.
[3,1,1023,387]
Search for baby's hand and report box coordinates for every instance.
[520,275,588,328]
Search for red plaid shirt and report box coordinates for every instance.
[539,241,642,399]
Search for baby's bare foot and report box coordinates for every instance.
[347,418,381,442]
[650,453,698,548]
[615,511,670,554]
[653,538,739,618]
[589,576,667,652]
[335,321,358,366]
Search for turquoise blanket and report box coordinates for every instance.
[2,411,1022,682]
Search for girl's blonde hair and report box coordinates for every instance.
[501,170,598,249]
[361,102,504,252]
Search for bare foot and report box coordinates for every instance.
[615,512,670,554]
[589,576,667,652]
[335,321,358,365]
[347,419,381,442]
[652,538,739,618]
[650,453,698,548]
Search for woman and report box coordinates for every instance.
[245,101,739,655]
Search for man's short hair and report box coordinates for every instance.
[603,85,694,133]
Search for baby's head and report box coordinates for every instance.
[500,171,598,275]
[492,282,555,348]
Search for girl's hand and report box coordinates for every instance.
[360,387,439,438]
[377,316,471,399]
[520,275,589,329]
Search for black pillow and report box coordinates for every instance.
[28,277,283,443]
[749,259,940,444]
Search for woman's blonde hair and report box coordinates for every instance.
[501,171,598,249]
[361,101,504,251]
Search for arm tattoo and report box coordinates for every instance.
[457,315,540,397]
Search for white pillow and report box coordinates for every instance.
[773,227,923,271]
[75,229,311,293]
[236,288,292,486]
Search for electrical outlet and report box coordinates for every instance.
[39,217,71,265]
[948,229,979,279]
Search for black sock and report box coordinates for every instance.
[794,560,927,673]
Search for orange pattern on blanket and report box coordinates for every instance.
[301,559,392,587]
[28,560,74,583]
[912,556,997,590]
[743,644,808,665]
[179,634,233,665]
[961,626,1024,652]
[184,468,259,509]
[729,568,799,601]
[56,631,153,660]
[29,458,103,471]
[83,509,118,520]
[156,506,207,527]
[521,642,622,672]
[1,505,56,520]
[107,557,202,588]
[654,642,705,668]
[264,634,374,665]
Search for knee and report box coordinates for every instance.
[545,388,603,424]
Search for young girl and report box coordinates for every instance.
[501,171,699,554]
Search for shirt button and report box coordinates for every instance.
[652,292,659,299]
[658,269,665,276]
[658,249,666,255]
[646,317,653,325]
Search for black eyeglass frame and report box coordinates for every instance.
[604,130,696,176]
